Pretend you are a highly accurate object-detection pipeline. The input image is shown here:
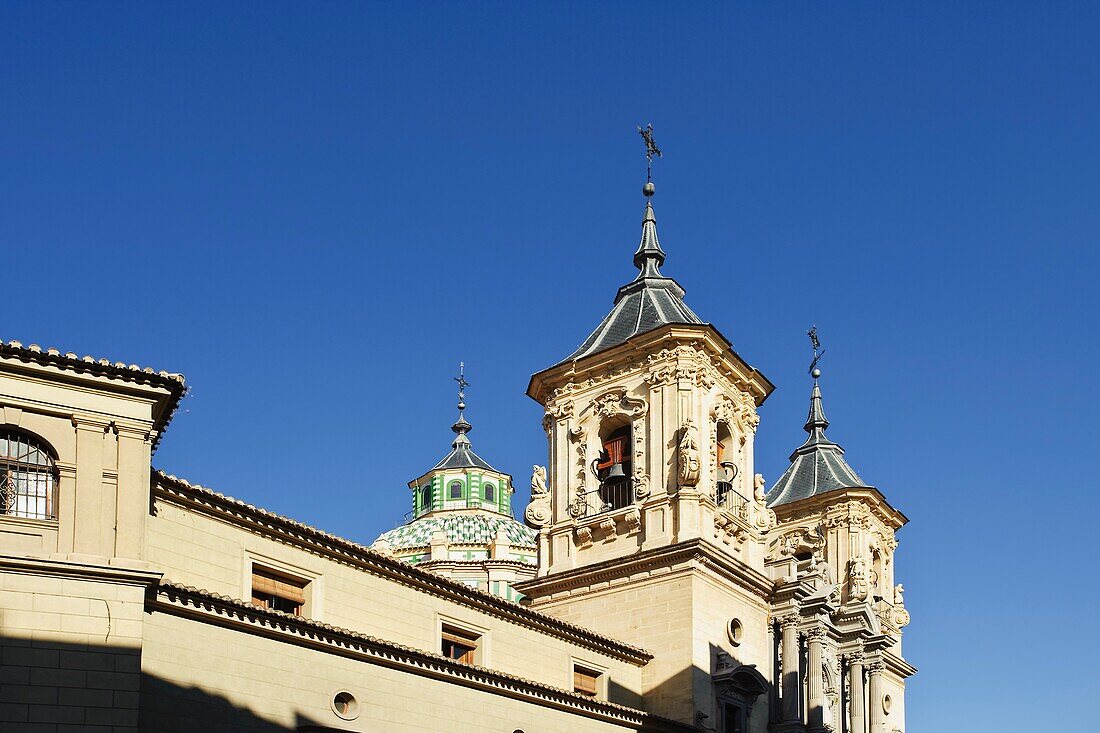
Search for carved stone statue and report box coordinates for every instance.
[753,472,767,504]
[848,556,869,602]
[530,464,547,496]
[894,583,905,606]
[750,472,777,530]
[524,465,552,529]
[678,419,701,487]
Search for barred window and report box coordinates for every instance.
[0,430,58,520]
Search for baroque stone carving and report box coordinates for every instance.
[574,525,593,548]
[767,524,825,561]
[524,465,551,529]
[678,419,701,487]
[847,556,870,602]
[589,388,648,420]
[622,507,641,534]
[892,584,911,628]
[751,473,777,530]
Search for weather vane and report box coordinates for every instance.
[638,123,662,186]
[807,326,825,380]
[454,362,469,409]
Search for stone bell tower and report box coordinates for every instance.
[516,174,780,728]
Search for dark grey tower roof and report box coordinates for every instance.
[562,199,704,363]
[766,379,872,507]
[431,416,496,472]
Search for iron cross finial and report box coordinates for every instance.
[638,124,662,184]
[807,327,825,380]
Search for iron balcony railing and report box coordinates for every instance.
[713,481,751,519]
[573,479,633,518]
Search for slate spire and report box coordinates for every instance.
[632,193,667,278]
[766,360,872,507]
[428,364,495,472]
[560,180,704,364]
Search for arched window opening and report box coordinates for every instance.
[420,485,433,513]
[0,429,58,520]
[715,422,741,511]
[592,424,632,513]
[482,483,495,503]
[449,480,463,500]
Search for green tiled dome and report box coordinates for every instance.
[377,513,536,552]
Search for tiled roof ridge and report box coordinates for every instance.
[155,581,692,730]
[152,469,652,664]
[0,338,186,387]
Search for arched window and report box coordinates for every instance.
[715,422,739,508]
[0,429,58,520]
[420,485,433,512]
[449,480,463,499]
[594,424,631,511]
[482,483,495,503]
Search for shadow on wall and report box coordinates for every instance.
[627,645,773,733]
[0,633,331,731]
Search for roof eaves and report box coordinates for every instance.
[151,470,651,664]
[0,339,187,452]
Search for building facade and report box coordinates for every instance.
[0,181,913,732]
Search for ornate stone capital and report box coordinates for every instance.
[806,626,827,643]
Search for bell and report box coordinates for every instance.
[720,461,739,482]
[604,462,627,481]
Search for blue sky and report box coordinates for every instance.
[3,2,1096,728]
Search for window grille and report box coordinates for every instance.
[0,430,58,520]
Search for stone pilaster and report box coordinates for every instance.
[780,615,801,726]
[867,660,885,733]
[848,651,866,733]
[806,627,826,732]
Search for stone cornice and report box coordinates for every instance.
[151,471,651,666]
[0,339,186,451]
[0,553,163,587]
[528,324,774,408]
[772,487,908,530]
[152,582,694,733]
[881,648,918,679]
[514,538,774,603]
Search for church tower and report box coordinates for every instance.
[517,140,914,732]
[517,173,779,728]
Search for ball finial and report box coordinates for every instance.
[811,368,821,379]
[643,181,655,197]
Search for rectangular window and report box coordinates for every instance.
[251,566,307,616]
[441,624,480,664]
[573,665,603,698]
